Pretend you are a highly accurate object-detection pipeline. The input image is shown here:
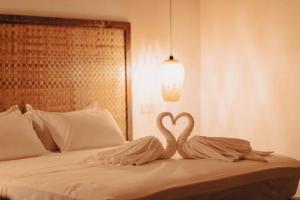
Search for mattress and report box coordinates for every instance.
[0,147,299,200]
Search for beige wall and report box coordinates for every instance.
[199,0,300,160]
[0,0,201,141]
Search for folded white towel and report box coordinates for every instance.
[176,112,273,162]
[179,136,273,162]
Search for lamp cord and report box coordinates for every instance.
[169,0,173,58]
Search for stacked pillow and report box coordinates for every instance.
[27,104,125,152]
[0,103,125,162]
[0,106,48,161]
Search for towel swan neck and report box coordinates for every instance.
[174,112,195,159]
[156,112,177,159]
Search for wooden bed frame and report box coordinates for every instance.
[0,14,132,140]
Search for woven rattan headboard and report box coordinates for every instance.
[0,14,132,140]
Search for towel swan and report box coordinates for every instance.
[176,112,273,162]
[82,112,177,166]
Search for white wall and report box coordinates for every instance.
[199,0,300,160]
[0,0,201,141]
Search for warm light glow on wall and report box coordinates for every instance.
[160,57,185,101]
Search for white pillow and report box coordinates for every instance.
[0,105,21,116]
[26,105,59,152]
[26,103,106,151]
[0,106,48,161]
[27,106,125,152]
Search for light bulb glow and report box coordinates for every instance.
[160,58,184,101]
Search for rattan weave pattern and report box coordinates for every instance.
[0,23,127,137]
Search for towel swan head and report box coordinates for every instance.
[156,112,177,159]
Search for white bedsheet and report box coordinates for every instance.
[0,147,299,200]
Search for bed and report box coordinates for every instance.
[0,14,300,200]
[0,148,299,200]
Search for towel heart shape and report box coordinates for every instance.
[157,112,194,136]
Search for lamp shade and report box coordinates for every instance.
[160,57,184,102]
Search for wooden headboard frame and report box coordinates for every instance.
[0,14,132,140]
